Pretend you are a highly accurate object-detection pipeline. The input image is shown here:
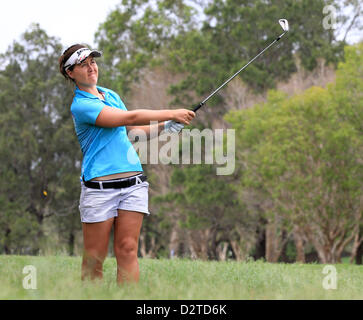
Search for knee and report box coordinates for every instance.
[115,237,138,260]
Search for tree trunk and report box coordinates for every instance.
[293,228,305,263]
[265,219,282,262]
[169,226,179,258]
[216,242,228,261]
[200,230,210,260]
[265,222,275,262]
[187,229,211,260]
[4,227,11,254]
[230,240,246,261]
[68,232,75,256]
[139,233,157,258]
[356,241,363,265]
[139,233,147,257]
[208,228,218,260]
[311,240,328,263]
[265,217,290,263]
[253,226,266,260]
[350,228,363,264]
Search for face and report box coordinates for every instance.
[66,56,98,88]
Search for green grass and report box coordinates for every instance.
[0,255,362,299]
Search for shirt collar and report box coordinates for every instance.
[75,86,109,100]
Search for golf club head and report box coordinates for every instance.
[279,19,289,32]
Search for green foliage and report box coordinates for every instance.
[0,24,81,254]
[332,43,363,133]
[0,2,360,261]
[225,43,363,262]
[95,0,197,95]
[153,162,256,260]
[165,0,345,106]
[170,164,242,229]
[95,0,349,109]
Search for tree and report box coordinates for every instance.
[225,44,363,263]
[95,0,198,96]
[165,0,347,108]
[331,42,363,263]
[153,162,256,260]
[95,0,349,108]
[0,24,82,254]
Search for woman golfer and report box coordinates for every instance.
[59,44,195,284]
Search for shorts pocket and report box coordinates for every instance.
[82,188,104,208]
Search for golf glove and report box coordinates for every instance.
[164,120,184,133]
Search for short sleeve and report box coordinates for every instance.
[71,98,105,125]
[106,88,127,111]
[117,95,127,111]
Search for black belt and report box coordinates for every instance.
[83,175,147,189]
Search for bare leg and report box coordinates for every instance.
[114,210,144,284]
[82,217,114,281]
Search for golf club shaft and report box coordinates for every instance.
[193,31,287,112]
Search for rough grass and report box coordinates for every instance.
[0,255,362,300]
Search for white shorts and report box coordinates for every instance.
[79,177,150,223]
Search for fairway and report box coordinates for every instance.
[0,255,362,300]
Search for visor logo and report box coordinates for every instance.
[76,48,88,56]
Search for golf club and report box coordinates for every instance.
[192,19,289,112]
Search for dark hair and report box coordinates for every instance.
[59,44,87,82]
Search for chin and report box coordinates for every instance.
[89,77,98,84]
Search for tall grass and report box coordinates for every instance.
[0,255,362,300]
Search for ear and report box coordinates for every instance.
[66,69,74,80]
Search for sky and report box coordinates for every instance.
[0,0,121,53]
[0,0,361,54]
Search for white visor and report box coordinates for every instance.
[64,48,102,70]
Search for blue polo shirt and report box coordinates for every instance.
[70,86,143,181]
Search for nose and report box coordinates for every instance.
[87,63,95,71]
[88,66,97,77]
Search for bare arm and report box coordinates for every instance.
[95,106,195,128]
[126,122,165,141]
